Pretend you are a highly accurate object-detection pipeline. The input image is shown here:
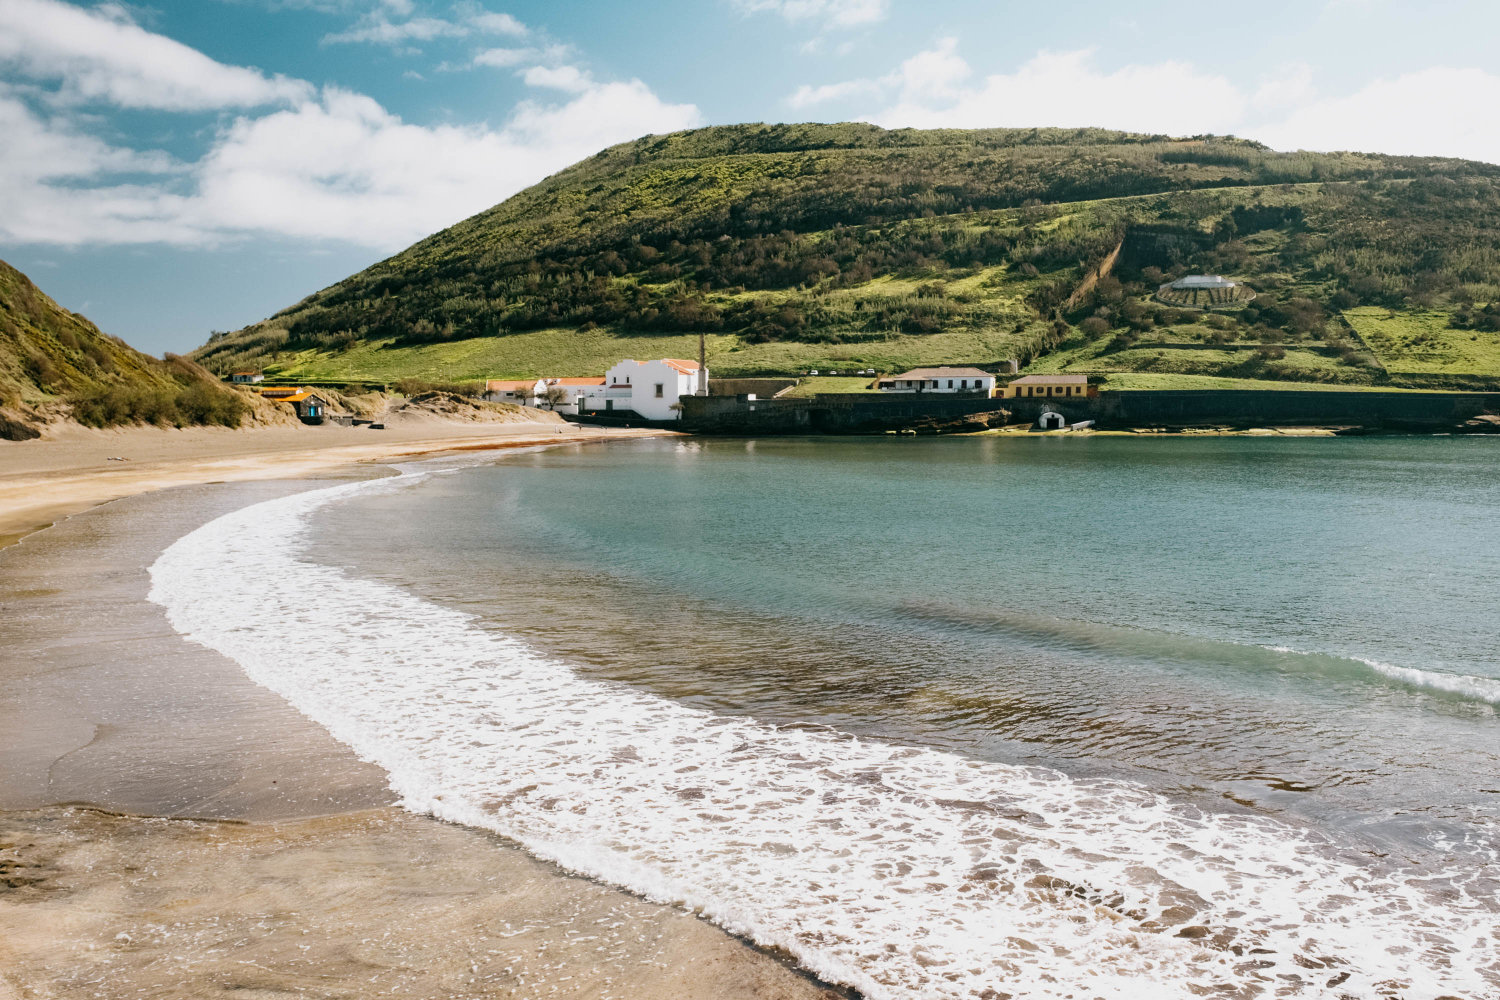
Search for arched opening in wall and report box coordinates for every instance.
[1038,411,1067,430]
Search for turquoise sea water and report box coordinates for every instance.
[157,434,1500,997]
[313,436,1500,851]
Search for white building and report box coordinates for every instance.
[1169,275,1236,290]
[877,367,997,395]
[582,359,706,420]
[485,378,544,405]
[485,377,607,415]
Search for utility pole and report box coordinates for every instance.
[697,330,708,395]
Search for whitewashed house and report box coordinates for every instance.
[486,377,607,415]
[877,367,998,395]
[485,379,545,405]
[582,359,706,420]
[541,377,606,415]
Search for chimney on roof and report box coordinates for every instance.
[697,331,708,396]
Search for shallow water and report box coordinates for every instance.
[151,436,1500,998]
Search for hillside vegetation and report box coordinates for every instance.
[1,260,250,438]
[189,123,1500,387]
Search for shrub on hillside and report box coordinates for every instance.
[69,382,246,428]
[393,378,484,397]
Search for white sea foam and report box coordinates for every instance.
[150,472,1500,999]
[1355,656,1500,706]
[1263,643,1500,707]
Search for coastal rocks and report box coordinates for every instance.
[1456,413,1500,433]
[0,407,40,440]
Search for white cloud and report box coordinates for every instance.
[322,16,466,44]
[521,64,591,92]
[736,0,888,28]
[883,36,970,102]
[0,0,309,110]
[1,75,700,250]
[788,78,880,108]
[793,41,1500,164]
[472,46,535,68]
[0,1,699,249]
[1252,67,1500,161]
[465,10,526,36]
[873,47,1244,135]
[184,81,699,247]
[0,92,197,244]
[1251,63,1316,115]
[322,3,528,46]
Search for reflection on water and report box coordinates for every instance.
[311,435,1500,850]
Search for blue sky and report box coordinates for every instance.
[3,0,1499,355]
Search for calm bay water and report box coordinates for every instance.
[313,435,1500,847]
[153,435,1500,998]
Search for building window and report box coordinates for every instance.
[655,383,664,398]
[948,380,954,388]
[960,380,967,388]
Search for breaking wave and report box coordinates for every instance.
[1352,656,1500,706]
[149,471,1500,999]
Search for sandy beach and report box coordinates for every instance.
[0,413,674,550]
[0,424,837,1000]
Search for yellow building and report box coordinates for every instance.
[1002,374,1095,399]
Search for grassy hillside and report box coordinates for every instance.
[189,123,1500,387]
[0,259,248,438]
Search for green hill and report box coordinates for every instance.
[0,260,247,438]
[189,123,1500,389]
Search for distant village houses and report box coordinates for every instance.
[485,377,606,415]
[230,371,264,384]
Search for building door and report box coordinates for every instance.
[605,399,613,410]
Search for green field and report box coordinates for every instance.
[780,375,882,396]
[1096,373,1439,392]
[1343,307,1500,374]
[265,326,1029,382]
[1026,334,1376,385]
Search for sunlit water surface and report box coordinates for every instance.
[153,436,1500,998]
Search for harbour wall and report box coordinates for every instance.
[678,390,1500,434]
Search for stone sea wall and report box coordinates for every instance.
[677,390,1500,434]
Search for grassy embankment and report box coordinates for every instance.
[1,260,250,438]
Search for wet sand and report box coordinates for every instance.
[0,418,669,551]
[0,465,835,999]
[0,808,832,1000]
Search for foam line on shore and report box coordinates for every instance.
[149,471,1500,1000]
